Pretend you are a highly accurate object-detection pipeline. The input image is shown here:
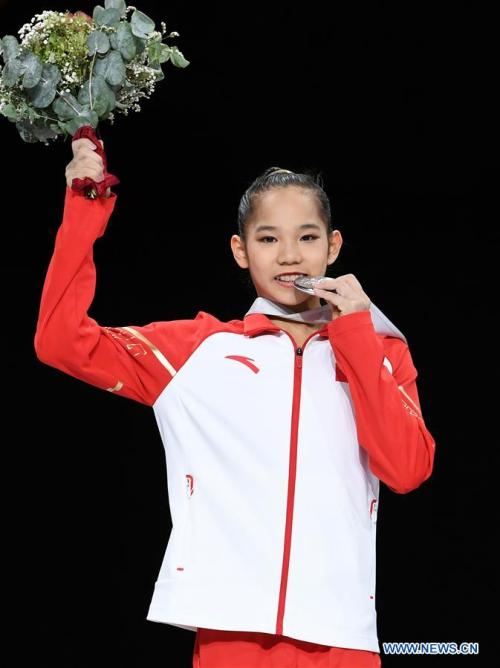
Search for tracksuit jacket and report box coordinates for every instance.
[34,187,436,653]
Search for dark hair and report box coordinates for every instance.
[237,166,333,242]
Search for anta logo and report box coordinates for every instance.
[224,355,260,374]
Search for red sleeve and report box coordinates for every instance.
[34,187,218,406]
[327,309,436,494]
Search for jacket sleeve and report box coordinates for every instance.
[327,309,436,494]
[34,187,217,406]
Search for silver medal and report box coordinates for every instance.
[293,275,337,295]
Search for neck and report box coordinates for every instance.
[267,315,323,329]
[261,296,323,313]
[247,296,334,324]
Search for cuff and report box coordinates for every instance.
[63,185,118,238]
[65,185,117,205]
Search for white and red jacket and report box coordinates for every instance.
[34,187,436,653]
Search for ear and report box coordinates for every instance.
[99,140,104,148]
[327,229,343,265]
[230,234,250,269]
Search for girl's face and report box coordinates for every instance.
[231,187,342,312]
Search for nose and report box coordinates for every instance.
[277,240,302,265]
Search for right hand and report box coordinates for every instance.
[65,138,111,197]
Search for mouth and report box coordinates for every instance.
[274,272,308,288]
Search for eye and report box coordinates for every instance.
[257,235,319,243]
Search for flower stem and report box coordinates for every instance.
[89,47,97,110]
[55,89,80,115]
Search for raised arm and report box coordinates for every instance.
[34,140,175,405]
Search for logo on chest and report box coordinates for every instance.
[224,355,260,374]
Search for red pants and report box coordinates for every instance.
[193,628,381,667]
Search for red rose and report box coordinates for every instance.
[66,11,93,24]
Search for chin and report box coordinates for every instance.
[267,287,313,308]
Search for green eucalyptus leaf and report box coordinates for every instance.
[78,75,115,117]
[26,105,39,121]
[147,40,162,62]
[87,31,110,55]
[1,103,19,120]
[169,46,190,68]
[1,36,20,63]
[3,58,24,87]
[59,119,78,134]
[106,96,116,114]
[97,76,116,115]
[93,6,106,24]
[158,44,172,64]
[16,121,38,143]
[104,0,127,17]
[20,52,43,88]
[26,63,61,108]
[95,6,121,27]
[52,93,83,120]
[104,50,126,86]
[49,122,63,134]
[130,10,155,38]
[63,109,99,134]
[111,22,136,61]
[93,50,125,86]
[133,35,147,56]
[79,106,100,125]
[14,117,59,143]
[31,121,59,142]
[93,55,108,78]
[109,32,117,49]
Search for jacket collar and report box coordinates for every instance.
[243,297,332,337]
[243,312,285,337]
[243,296,407,342]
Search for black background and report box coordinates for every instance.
[1,0,494,666]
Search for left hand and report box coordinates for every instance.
[313,273,371,319]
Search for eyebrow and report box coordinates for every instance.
[253,223,322,233]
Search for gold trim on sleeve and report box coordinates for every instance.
[398,384,422,416]
[121,326,177,376]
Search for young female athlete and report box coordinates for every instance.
[34,137,436,667]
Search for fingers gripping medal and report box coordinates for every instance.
[293,275,338,295]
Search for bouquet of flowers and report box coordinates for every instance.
[0,1,189,145]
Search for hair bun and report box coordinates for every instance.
[265,167,294,177]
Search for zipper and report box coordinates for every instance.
[275,328,322,635]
